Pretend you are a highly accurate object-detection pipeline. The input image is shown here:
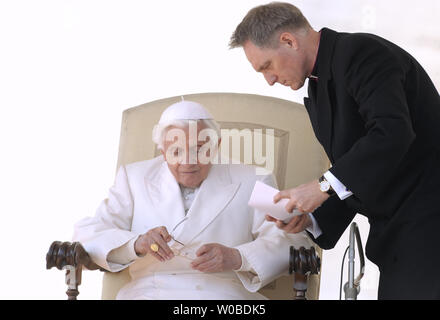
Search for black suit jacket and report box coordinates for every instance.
[305,28,440,271]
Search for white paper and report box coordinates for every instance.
[248,181,304,223]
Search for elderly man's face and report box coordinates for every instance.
[161,123,217,188]
[243,32,309,90]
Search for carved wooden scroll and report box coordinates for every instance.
[289,246,321,300]
[46,241,104,300]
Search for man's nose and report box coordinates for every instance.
[264,73,277,86]
[181,146,198,164]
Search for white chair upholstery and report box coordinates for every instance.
[101,92,330,300]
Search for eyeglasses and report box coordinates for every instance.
[169,216,187,246]
[168,216,197,261]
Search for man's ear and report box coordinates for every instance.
[279,32,299,50]
[160,149,166,160]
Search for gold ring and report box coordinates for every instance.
[150,243,159,252]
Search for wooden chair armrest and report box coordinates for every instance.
[46,242,321,300]
[289,246,321,300]
[46,241,105,300]
[46,241,104,271]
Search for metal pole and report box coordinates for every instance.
[344,222,365,300]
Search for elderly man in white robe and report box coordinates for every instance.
[73,100,313,300]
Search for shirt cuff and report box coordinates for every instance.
[107,236,140,265]
[235,248,255,273]
[324,171,353,200]
[306,212,323,239]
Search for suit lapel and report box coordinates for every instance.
[310,28,339,163]
[316,79,334,162]
[173,164,240,245]
[144,161,186,231]
[303,97,319,140]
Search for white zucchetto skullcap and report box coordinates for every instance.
[158,100,214,124]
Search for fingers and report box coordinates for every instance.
[268,214,310,234]
[273,190,298,213]
[192,243,225,272]
[158,226,172,243]
[265,213,291,229]
[282,214,309,233]
[264,216,288,229]
[192,258,218,273]
[195,243,221,259]
[285,199,297,213]
[192,244,215,267]
[284,216,302,231]
[195,244,211,257]
[279,197,308,214]
[265,215,277,222]
[150,232,174,261]
[148,250,167,262]
[138,226,175,262]
[273,190,290,203]
[276,220,287,228]
[273,185,320,213]
[192,244,241,273]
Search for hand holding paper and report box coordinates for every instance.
[248,181,305,223]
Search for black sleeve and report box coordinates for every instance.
[329,36,415,206]
[308,195,356,250]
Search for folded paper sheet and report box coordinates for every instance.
[248,181,304,223]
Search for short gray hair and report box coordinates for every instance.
[229,2,310,49]
[152,119,221,151]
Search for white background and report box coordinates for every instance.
[0,0,438,299]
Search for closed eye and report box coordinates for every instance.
[258,61,271,73]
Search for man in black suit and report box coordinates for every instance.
[230,2,440,299]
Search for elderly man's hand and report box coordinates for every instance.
[266,213,312,233]
[191,243,242,272]
[274,179,329,214]
[134,226,174,262]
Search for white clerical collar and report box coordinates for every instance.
[180,185,196,198]
[179,184,199,214]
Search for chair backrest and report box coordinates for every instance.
[101,92,330,300]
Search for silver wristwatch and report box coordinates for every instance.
[319,175,335,196]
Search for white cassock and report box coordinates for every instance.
[73,156,313,300]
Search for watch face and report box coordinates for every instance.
[320,180,330,192]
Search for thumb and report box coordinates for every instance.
[196,243,212,257]
[273,190,290,203]
[158,227,171,242]
[265,214,277,222]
